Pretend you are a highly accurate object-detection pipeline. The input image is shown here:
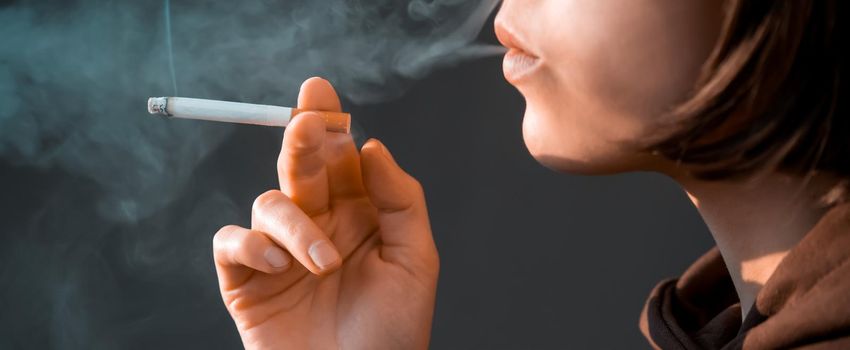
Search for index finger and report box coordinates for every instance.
[280,78,366,205]
[278,111,330,215]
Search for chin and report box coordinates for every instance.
[521,111,648,176]
[526,147,624,175]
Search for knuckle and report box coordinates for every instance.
[281,216,307,241]
[283,120,324,156]
[431,254,441,276]
[276,153,286,174]
[287,137,323,157]
[241,229,265,250]
[213,225,237,245]
[252,190,283,215]
[408,177,426,198]
[213,225,241,256]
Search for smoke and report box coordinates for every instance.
[1,0,500,222]
[0,0,500,348]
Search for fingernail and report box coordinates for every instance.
[264,246,291,268]
[308,240,341,270]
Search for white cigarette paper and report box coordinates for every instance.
[147,97,351,133]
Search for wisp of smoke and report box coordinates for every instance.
[164,0,178,95]
[1,0,500,222]
[0,0,500,348]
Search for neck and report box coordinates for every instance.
[673,171,835,318]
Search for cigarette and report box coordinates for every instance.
[147,97,351,133]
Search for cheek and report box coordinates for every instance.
[513,4,657,173]
[548,0,719,117]
[518,0,721,174]
[516,59,651,174]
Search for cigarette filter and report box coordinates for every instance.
[147,97,351,133]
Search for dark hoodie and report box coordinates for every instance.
[640,202,850,349]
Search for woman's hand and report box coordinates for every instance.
[213,77,439,350]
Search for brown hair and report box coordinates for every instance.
[648,1,847,185]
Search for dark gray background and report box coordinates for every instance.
[0,4,715,349]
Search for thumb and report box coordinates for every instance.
[360,139,436,260]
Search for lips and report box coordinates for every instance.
[494,23,541,84]
[502,48,541,83]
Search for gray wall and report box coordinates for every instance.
[0,2,715,348]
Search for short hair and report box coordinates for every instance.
[647,1,847,186]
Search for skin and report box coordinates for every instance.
[213,78,438,349]
[680,173,839,317]
[495,0,840,319]
[215,0,843,347]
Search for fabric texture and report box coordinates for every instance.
[640,202,850,349]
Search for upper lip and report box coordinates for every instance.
[494,21,538,58]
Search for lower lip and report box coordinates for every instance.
[503,49,541,83]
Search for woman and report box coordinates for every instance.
[211,0,848,348]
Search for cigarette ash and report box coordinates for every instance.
[0,0,500,348]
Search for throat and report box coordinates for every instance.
[677,172,837,319]
[728,250,791,317]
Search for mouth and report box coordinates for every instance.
[495,23,541,84]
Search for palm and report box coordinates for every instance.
[214,78,438,350]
